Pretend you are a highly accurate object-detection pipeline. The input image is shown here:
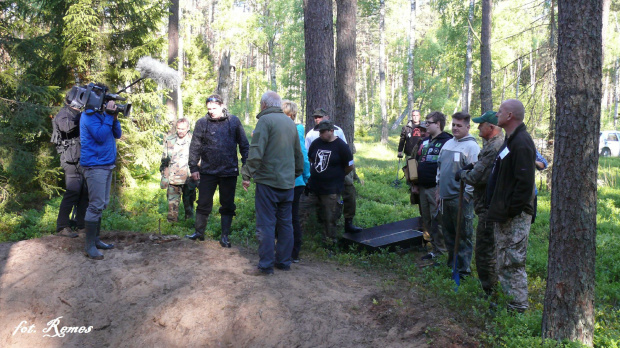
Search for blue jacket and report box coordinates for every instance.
[80,110,122,167]
[295,124,310,187]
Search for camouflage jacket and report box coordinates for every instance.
[461,132,504,214]
[161,132,193,186]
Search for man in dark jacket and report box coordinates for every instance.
[414,112,452,260]
[241,91,303,275]
[186,94,249,248]
[397,109,424,159]
[486,99,536,312]
[51,87,88,238]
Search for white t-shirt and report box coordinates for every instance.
[305,125,347,150]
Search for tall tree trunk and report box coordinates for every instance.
[379,0,388,144]
[530,49,537,96]
[268,38,277,92]
[167,0,180,122]
[391,0,416,129]
[303,0,335,132]
[407,0,416,120]
[335,0,357,152]
[542,0,602,345]
[462,0,474,113]
[601,0,611,62]
[502,68,506,102]
[614,58,619,128]
[547,0,557,169]
[516,57,522,99]
[245,45,253,125]
[480,0,493,113]
[217,49,233,105]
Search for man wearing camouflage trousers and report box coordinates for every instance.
[161,118,196,222]
[457,111,504,295]
[486,99,536,313]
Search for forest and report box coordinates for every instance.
[0,0,619,346]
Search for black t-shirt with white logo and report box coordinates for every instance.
[308,137,354,195]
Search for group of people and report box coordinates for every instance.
[399,99,538,313]
[52,83,539,307]
[52,88,362,276]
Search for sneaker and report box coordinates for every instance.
[292,258,300,263]
[421,252,437,261]
[57,227,79,238]
[243,268,274,276]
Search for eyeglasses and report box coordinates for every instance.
[206,97,221,103]
[426,121,438,125]
[313,115,324,119]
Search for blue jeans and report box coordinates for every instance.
[83,167,113,222]
[255,183,294,271]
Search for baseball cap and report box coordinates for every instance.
[472,111,498,125]
[317,120,335,131]
[312,108,329,118]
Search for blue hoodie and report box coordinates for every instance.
[295,124,311,186]
[80,110,122,167]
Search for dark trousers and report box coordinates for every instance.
[255,183,294,271]
[196,174,237,216]
[291,186,305,260]
[57,163,88,231]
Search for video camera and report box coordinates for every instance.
[68,83,132,117]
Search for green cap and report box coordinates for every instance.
[473,111,498,125]
[317,120,335,131]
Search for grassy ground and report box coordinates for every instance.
[0,133,618,347]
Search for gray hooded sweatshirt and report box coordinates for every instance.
[436,134,480,200]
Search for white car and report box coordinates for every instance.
[599,130,620,157]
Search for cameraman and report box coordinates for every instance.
[80,94,122,260]
[51,87,88,238]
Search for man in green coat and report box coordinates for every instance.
[241,91,304,275]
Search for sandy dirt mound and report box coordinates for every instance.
[0,232,478,347]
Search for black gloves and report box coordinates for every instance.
[160,157,171,172]
[462,163,474,171]
[455,163,474,181]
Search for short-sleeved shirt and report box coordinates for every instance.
[308,137,354,195]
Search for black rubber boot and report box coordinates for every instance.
[95,218,114,250]
[344,218,363,233]
[84,221,104,260]
[220,215,233,248]
[186,213,208,241]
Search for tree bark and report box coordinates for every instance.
[379,0,388,144]
[542,0,602,345]
[167,0,180,122]
[480,0,492,114]
[216,49,233,106]
[462,0,474,113]
[303,0,335,132]
[335,0,357,152]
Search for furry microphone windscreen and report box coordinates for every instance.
[136,56,181,90]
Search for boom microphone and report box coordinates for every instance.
[136,56,181,90]
[116,56,181,94]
